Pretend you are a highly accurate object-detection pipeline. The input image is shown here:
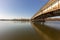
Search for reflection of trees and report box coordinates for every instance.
[13,21,30,23]
[31,22,60,40]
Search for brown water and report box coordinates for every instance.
[0,21,60,40]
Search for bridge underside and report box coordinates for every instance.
[32,9,60,22]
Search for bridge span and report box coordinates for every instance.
[31,0,60,22]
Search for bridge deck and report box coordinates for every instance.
[32,0,60,19]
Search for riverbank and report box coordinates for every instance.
[45,18,60,21]
[0,19,30,21]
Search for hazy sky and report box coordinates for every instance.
[0,0,49,19]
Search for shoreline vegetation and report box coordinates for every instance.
[0,19,30,21]
[0,18,60,21]
[45,18,60,21]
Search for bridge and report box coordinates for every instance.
[31,0,60,22]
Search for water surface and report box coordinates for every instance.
[0,21,60,40]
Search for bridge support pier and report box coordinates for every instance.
[31,19,45,23]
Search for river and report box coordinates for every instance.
[0,21,60,40]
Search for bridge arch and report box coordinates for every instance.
[31,0,60,22]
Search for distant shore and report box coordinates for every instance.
[0,19,30,21]
[0,18,60,21]
[45,18,60,21]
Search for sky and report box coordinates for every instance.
[0,0,49,19]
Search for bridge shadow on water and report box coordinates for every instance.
[31,22,60,40]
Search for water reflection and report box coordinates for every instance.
[31,22,60,40]
[0,21,60,40]
[45,21,60,30]
[0,21,41,40]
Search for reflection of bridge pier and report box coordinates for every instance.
[31,22,60,40]
[31,0,60,22]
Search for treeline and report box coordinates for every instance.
[45,18,60,21]
[0,19,30,21]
